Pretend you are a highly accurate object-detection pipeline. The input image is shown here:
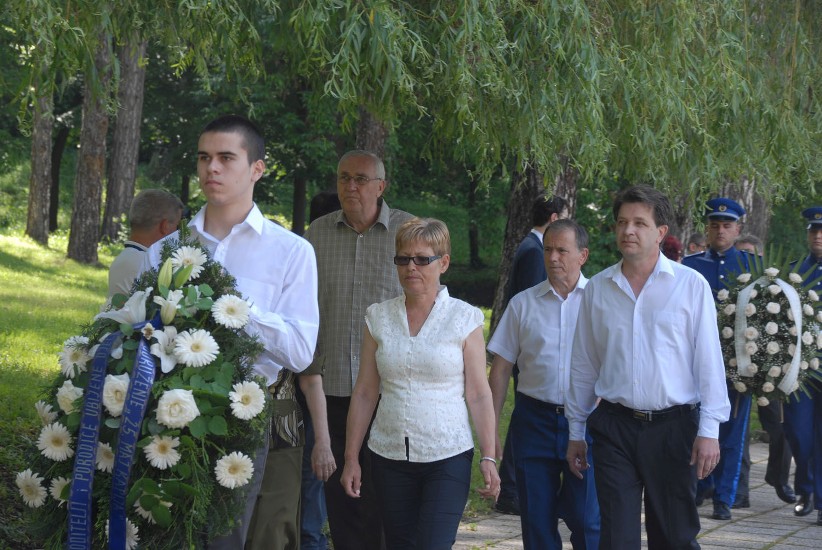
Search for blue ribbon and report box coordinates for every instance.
[67,315,161,549]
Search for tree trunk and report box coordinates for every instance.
[49,125,71,232]
[26,92,54,245]
[490,163,545,334]
[292,169,307,235]
[102,39,147,242]
[67,34,112,264]
[355,106,388,160]
[554,155,579,218]
[720,177,770,244]
[468,174,482,268]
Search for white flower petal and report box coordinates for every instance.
[214,452,254,489]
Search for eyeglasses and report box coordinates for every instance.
[337,174,382,186]
[393,255,442,266]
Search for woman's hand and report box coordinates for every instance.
[476,458,501,500]
[311,440,337,482]
[340,459,362,498]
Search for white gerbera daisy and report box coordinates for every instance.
[56,380,84,414]
[150,326,179,374]
[50,476,70,504]
[34,400,58,425]
[134,498,172,524]
[214,452,254,489]
[174,329,219,368]
[37,422,74,462]
[211,295,250,329]
[103,373,130,417]
[229,381,266,420]
[171,246,207,280]
[96,442,115,473]
[16,469,47,508]
[144,435,181,470]
[59,335,91,379]
[105,518,140,550]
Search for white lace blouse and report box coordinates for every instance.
[365,286,484,462]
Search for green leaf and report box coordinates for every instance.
[208,415,228,435]
[163,480,197,497]
[152,503,172,528]
[122,339,139,350]
[174,264,194,287]
[190,374,206,389]
[198,284,214,297]
[196,298,214,310]
[104,417,121,429]
[188,416,207,438]
[174,463,192,479]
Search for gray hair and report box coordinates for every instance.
[129,189,184,231]
[338,150,386,180]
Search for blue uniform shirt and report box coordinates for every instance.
[682,246,753,296]
[796,254,822,292]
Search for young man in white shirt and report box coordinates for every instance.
[566,185,730,549]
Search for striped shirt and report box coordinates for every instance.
[305,202,414,396]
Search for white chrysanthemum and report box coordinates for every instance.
[141,322,155,340]
[150,326,179,374]
[103,373,130,417]
[729,358,738,367]
[97,442,115,473]
[134,498,172,524]
[765,322,779,335]
[809,290,820,302]
[95,288,152,325]
[804,304,815,316]
[768,284,782,296]
[766,302,781,314]
[34,400,58,425]
[801,361,809,370]
[212,295,250,329]
[144,435,181,470]
[105,518,139,550]
[156,389,200,429]
[717,289,729,302]
[59,335,91,379]
[733,381,747,393]
[16,469,46,508]
[790,272,804,284]
[768,366,782,377]
[803,331,814,346]
[229,381,266,420]
[171,246,207,279]
[174,329,219,368]
[744,327,758,340]
[49,476,70,504]
[745,342,758,355]
[153,290,184,325]
[721,327,734,339]
[765,267,780,278]
[757,396,770,407]
[56,380,84,414]
[745,303,756,317]
[762,382,775,393]
[811,358,820,370]
[766,341,780,355]
[737,273,752,283]
[37,422,74,462]
[214,452,254,489]
[723,304,736,315]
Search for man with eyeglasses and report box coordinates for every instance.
[304,150,413,550]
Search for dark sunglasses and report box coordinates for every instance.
[393,255,442,266]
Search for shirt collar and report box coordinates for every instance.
[535,272,589,298]
[336,201,393,230]
[610,252,675,284]
[188,204,265,237]
[530,228,544,244]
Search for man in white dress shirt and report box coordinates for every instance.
[488,219,599,549]
[566,185,730,549]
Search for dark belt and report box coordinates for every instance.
[601,400,698,422]
[518,392,564,415]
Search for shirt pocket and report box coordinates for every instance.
[650,311,688,355]
[234,275,278,312]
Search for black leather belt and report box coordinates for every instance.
[602,400,698,422]
[518,392,564,415]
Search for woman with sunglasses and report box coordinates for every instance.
[341,217,500,549]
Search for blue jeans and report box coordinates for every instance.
[298,389,328,550]
[371,449,473,550]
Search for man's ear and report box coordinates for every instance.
[251,159,265,184]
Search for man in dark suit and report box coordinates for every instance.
[495,194,569,516]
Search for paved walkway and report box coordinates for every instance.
[455,441,820,549]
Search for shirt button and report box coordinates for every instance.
[720,260,725,265]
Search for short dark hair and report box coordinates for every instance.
[736,234,764,255]
[309,190,341,223]
[129,189,184,231]
[687,232,706,248]
[546,218,589,250]
[201,114,265,163]
[612,185,672,228]
[533,194,568,227]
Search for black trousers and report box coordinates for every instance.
[324,396,385,550]
[589,402,701,550]
[758,401,793,487]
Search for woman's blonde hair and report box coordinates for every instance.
[395,217,450,257]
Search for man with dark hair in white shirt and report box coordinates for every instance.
[566,185,730,549]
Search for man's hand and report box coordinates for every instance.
[690,436,720,480]
[311,441,337,482]
[566,440,589,479]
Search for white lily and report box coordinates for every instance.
[95,288,153,326]
[150,326,179,373]
[153,289,184,325]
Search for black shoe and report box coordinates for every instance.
[712,502,732,520]
[775,484,797,504]
[817,510,822,526]
[732,496,750,509]
[494,495,520,516]
[695,486,714,507]
[795,493,814,517]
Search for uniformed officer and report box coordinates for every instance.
[782,207,822,524]
[682,197,753,521]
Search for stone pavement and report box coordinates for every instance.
[455,440,821,549]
